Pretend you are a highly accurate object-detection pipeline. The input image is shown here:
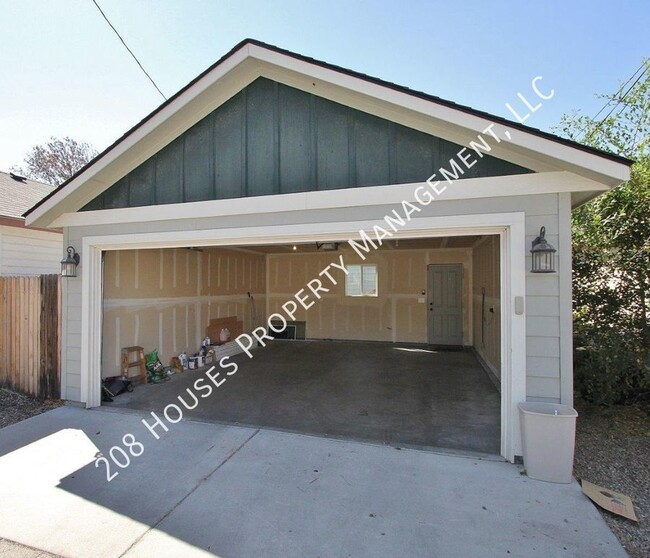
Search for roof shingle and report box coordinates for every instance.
[0,171,56,219]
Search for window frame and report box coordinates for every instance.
[345,263,378,297]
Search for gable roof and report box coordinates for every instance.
[25,39,633,227]
[0,171,56,220]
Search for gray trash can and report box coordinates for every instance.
[518,402,578,483]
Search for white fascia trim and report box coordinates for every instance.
[29,43,629,228]
[51,171,605,228]
[80,211,525,462]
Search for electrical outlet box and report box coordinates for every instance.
[514,296,525,315]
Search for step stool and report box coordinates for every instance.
[121,346,147,383]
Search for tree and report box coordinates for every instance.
[556,59,650,404]
[12,136,98,186]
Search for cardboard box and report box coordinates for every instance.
[582,480,638,521]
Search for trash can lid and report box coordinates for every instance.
[518,401,578,417]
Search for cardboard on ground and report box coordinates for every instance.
[582,480,638,522]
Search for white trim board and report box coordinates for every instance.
[78,212,526,462]
[52,171,603,228]
[27,41,630,228]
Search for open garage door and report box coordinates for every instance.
[99,234,503,456]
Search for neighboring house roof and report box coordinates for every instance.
[25,39,633,228]
[0,171,56,220]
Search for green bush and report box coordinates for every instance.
[558,59,649,406]
[574,328,649,405]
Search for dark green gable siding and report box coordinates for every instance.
[82,78,532,211]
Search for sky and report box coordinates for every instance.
[0,0,648,172]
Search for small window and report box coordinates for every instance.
[346,264,378,297]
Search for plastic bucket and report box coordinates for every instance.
[518,402,578,483]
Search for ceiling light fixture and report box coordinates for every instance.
[316,242,339,251]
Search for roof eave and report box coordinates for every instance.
[25,39,633,228]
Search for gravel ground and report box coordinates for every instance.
[0,388,62,430]
[574,399,650,558]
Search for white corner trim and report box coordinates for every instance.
[501,217,526,460]
[51,171,604,228]
[81,237,104,408]
[78,211,525,461]
[558,192,573,406]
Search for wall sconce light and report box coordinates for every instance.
[530,227,556,273]
[61,246,80,277]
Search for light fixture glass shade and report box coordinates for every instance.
[61,246,80,277]
[530,227,556,273]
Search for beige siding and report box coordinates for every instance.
[0,225,62,276]
[524,195,561,401]
[61,224,81,401]
[61,192,567,404]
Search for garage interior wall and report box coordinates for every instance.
[267,246,472,344]
[471,235,501,382]
[102,247,266,377]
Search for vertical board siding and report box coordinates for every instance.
[129,158,155,207]
[84,78,532,211]
[214,93,244,199]
[184,116,214,202]
[156,138,184,205]
[0,275,60,398]
[246,79,278,197]
[315,97,350,190]
[279,85,312,193]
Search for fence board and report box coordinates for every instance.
[0,274,60,399]
[0,278,5,384]
[40,274,60,399]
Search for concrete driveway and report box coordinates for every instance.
[0,407,626,558]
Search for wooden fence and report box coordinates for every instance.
[0,274,61,399]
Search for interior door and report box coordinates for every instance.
[427,264,463,345]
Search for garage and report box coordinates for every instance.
[100,235,502,454]
[24,40,631,462]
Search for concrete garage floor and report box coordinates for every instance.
[0,407,626,558]
[108,341,501,455]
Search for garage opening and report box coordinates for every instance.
[100,235,501,455]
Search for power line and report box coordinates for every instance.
[599,66,647,124]
[590,63,645,122]
[574,62,646,141]
[582,65,647,146]
[91,0,167,101]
